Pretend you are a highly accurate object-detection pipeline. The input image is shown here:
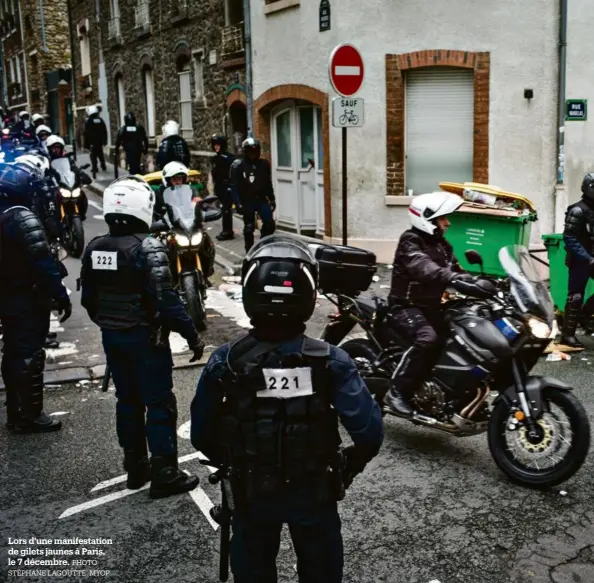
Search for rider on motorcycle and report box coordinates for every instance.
[384,192,496,417]
[35,125,52,155]
[155,120,190,170]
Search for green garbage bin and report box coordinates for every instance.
[446,208,537,277]
[542,233,594,312]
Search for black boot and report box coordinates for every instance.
[5,400,20,431]
[216,231,234,241]
[149,455,199,499]
[13,412,62,433]
[384,389,413,417]
[123,450,151,490]
[560,295,585,351]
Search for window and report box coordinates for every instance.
[405,67,474,195]
[79,30,91,77]
[316,107,323,170]
[224,0,243,26]
[299,107,314,169]
[143,67,155,137]
[10,0,15,15]
[115,74,126,127]
[177,58,193,139]
[192,51,204,102]
[15,54,21,85]
[275,110,292,167]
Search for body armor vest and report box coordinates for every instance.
[217,334,341,502]
[565,200,594,265]
[236,160,268,201]
[87,234,150,329]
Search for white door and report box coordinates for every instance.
[271,103,324,234]
[405,67,474,195]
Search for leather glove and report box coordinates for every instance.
[452,275,497,299]
[189,339,206,363]
[57,297,72,323]
[453,272,475,283]
[342,445,369,489]
[268,199,277,213]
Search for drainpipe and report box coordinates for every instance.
[66,0,77,157]
[17,0,30,110]
[554,0,568,232]
[39,0,48,52]
[242,0,253,136]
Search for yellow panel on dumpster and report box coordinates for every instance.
[137,169,201,185]
[439,181,536,213]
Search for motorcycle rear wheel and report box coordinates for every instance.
[488,388,590,489]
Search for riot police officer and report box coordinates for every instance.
[0,163,72,433]
[115,113,148,176]
[80,176,204,497]
[84,105,108,178]
[210,134,236,241]
[230,137,276,253]
[191,235,383,582]
[560,172,594,350]
[155,120,190,170]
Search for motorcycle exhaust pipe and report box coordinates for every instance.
[410,413,460,434]
[467,387,490,419]
[460,387,484,419]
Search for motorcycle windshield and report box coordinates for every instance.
[163,185,197,232]
[51,158,76,189]
[498,245,555,326]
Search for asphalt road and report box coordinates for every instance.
[1,184,593,582]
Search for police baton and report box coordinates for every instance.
[101,364,111,392]
[114,153,119,179]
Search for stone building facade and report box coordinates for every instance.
[1,0,72,138]
[100,0,249,179]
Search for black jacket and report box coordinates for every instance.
[388,228,461,308]
[230,157,275,204]
[563,198,594,267]
[84,115,108,148]
[115,124,149,157]
[211,151,235,185]
[156,135,190,170]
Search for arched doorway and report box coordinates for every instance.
[228,100,247,154]
[270,101,324,236]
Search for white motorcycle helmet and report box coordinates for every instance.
[162,161,189,187]
[103,176,155,230]
[19,110,29,120]
[15,154,50,173]
[32,113,44,124]
[408,192,464,235]
[162,120,180,138]
[36,124,52,138]
[87,105,99,116]
[46,135,65,148]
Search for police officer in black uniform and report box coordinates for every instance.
[84,105,108,178]
[191,235,384,582]
[230,137,276,253]
[115,113,148,176]
[0,163,72,433]
[80,176,204,497]
[210,134,236,241]
[156,120,190,170]
[560,172,594,350]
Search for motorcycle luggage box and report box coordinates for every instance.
[315,244,376,295]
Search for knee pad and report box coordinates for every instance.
[568,293,584,307]
[243,222,255,235]
[23,349,45,376]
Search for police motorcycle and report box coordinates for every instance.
[316,243,590,489]
[151,185,221,331]
[51,155,91,258]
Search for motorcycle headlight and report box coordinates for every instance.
[71,188,81,198]
[191,232,203,246]
[175,234,191,246]
[527,317,552,339]
[60,188,72,198]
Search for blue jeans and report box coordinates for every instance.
[242,199,275,253]
[102,326,177,457]
[230,491,343,583]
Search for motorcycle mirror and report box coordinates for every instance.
[204,208,222,223]
[150,220,168,233]
[200,194,219,206]
[465,249,484,268]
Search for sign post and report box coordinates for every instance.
[329,44,365,246]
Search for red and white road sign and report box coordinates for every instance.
[329,44,365,97]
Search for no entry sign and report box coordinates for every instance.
[329,44,364,97]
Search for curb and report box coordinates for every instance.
[0,351,212,391]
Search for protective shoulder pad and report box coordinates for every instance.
[141,235,166,254]
[141,236,173,290]
[301,336,331,358]
[12,208,49,255]
[230,158,243,170]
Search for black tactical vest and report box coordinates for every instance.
[237,160,267,201]
[565,200,594,264]
[86,234,150,329]
[217,334,341,502]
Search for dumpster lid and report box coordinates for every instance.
[456,204,533,219]
[439,181,536,213]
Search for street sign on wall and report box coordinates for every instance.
[332,97,364,128]
[566,99,587,121]
[328,44,364,97]
[319,0,330,32]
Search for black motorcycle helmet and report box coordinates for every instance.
[124,112,136,126]
[210,134,227,152]
[0,162,40,209]
[581,172,594,204]
[242,137,261,161]
[241,234,318,322]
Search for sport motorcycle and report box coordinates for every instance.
[318,244,590,489]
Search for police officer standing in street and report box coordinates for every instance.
[560,172,594,350]
[80,176,204,497]
[191,235,383,582]
[0,163,72,433]
[114,113,149,177]
[210,134,236,241]
[230,137,276,253]
[84,105,108,179]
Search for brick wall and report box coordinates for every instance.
[385,49,490,196]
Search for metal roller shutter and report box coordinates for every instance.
[405,67,474,195]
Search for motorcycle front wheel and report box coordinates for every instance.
[488,388,590,489]
[69,215,85,258]
[182,273,207,332]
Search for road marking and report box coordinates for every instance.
[46,342,79,360]
[49,411,70,417]
[88,200,103,211]
[170,333,189,354]
[59,484,151,519]
[335,65,360,76]
[93,214,104,220]
[189,488,219,530]
[206,289,250,328]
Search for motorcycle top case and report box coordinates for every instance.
[315,244,377,295]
